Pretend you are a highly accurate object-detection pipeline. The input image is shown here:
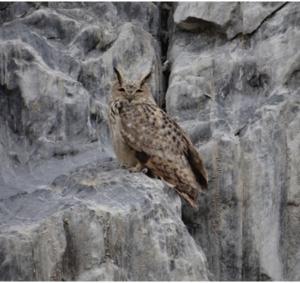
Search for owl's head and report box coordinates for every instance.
[111,67,155,104]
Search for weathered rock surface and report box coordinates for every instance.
[169,2,300,281]
[174,2,286,39]
[0,2,209,281]
[0,2,299,281]
[0,159,208,280]
[0,2,163,163]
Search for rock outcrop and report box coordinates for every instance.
[0,159,208,280]
[169,2,300,281]
[0,2,299,281]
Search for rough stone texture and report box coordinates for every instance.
[0,2,163,164]
[0,159,208,281]
[169,2,300,281]
[174,2,286,39]
[0,2,209,281]
[0,2,299,281]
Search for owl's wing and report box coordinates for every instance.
[120,103,187,156]
[185,141,208,189]
[119,103,208,191]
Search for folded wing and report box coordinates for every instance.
[120,103,208,207]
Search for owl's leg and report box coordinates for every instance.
[118,163,129,171]
[128,163,148,173]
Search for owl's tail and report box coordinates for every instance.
[174,184,199,208]
[186,144,208,190]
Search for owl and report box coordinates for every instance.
[108,66,208,208]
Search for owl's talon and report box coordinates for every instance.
[115,101,122,109]
[128,163,147,173]
[128,166,141,173]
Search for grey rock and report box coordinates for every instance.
[113,3,160,38]
[169,2,300,281]
[241,2,286,34]
[174,2,242,39]
[0,2,209,281]
[174,2,286,39]
[0,160,209,281]
[1,1,300,281]
[0,2,163,164]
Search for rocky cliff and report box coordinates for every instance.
[0,2,299,281]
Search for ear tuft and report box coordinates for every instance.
[140,70,152,87]
[114,67,123,86]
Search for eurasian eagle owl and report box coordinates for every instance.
[108,67,208,208]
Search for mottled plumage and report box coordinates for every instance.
[108,67,208,208]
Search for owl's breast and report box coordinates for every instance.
[108,100,138,168]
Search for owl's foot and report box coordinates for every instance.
[128,163,148,174]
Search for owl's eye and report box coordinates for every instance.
[136,89,143,93]
[118,88,125,92]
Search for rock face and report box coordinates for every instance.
[169,2,300,281]
[0,2,299,281]
[0,159,208,280]
[0,2,208,281]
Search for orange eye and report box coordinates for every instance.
[118,88,125,92]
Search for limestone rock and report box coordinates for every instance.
[1,1,299,281]
[174,2,286,39]
[0,3,163,166]
[169,2,300,281]
[0,160,209,281]
[174,2,242,39]
[0,2,208,281]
